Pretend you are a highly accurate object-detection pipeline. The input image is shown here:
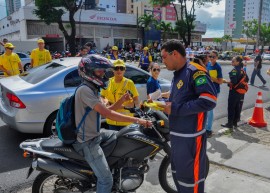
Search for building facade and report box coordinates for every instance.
[225,0,270,38]
[5,0,21,16]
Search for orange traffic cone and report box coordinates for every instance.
[249,92,267,127]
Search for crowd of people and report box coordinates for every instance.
[1,37,269,193]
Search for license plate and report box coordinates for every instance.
[26,165,34,179]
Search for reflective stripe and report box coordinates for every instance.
[172,170,176,173]
[257,96,262,100]
[177,178,205,188]
[199,96,217,104]
[255,103,263,108]
[200,93,217,101]
[170,129,206,138]
[194,113,204,193]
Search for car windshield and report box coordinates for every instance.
[20,62,66,84]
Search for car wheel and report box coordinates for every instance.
[43,111,58,137]
[24,63,31,71]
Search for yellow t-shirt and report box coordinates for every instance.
[30,48,52,67]
[0,53,21,77]
[100,77,139,126]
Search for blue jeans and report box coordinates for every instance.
[73,131,114,193]
[250,68,266,85]
[108,124,124,131]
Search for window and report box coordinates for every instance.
[20,62,66,84]
[17,53,26,58]
[124,66,149,84]
[64,70,82,87]
[107,5,109,8]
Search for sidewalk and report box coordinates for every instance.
[13,101,270,193]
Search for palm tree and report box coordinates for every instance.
[156,21,173,41]
[213,38,222,50]
[138,14,158,46]
[222,35,233,51]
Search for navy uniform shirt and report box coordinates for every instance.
[169,61,217,135]
[229,65,247,94]
[108,54,121,60]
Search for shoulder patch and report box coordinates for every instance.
[195,76,207,86]
[193,71,206,80]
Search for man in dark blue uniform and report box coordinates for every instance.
[160,40,217,193]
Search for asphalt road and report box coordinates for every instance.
[1,61,270,192]
[159,62,270,119]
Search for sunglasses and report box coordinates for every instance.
[114,66,125,71]
[209,56,216,58]
[161,51,173,59]
[152,68,160,72]
[7,48,14,50]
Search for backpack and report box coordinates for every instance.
[234,70,249,94]
[56,85,91,144]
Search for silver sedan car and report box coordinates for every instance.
[0,57,171,135]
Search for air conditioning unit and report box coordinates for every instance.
[7,16,12,20]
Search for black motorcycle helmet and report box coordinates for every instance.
[78,54,114,89]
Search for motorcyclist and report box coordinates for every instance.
[73,54,152,193]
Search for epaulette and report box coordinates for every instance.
[188,61,207,73]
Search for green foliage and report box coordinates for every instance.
[34,0,83,55]
[149,0,222,45]
[213,38,222,45]
[138,14,158,31]
[260,22,270,47]
[233,47,245,53]
[242,19,258,40]
[156,21,173,41]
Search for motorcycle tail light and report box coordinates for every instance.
[23,151,32,158]
[158,120,165,127]
[6,92,26,109]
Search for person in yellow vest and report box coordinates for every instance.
[30,39,52,68]
[101,59,139,131]
[107,46,121,60]
[0,43,23,77]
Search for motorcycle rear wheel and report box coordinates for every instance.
[158,155,210,193]
[32,172,84,193]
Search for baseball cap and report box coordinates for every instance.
[4,43,15,49]
[113,59,125,67]
[112,46,118,51]
[37,39,45,43]
[143,47,149,51]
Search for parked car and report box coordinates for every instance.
[218,51,237,60]
[0,57,171,135]
[262,53,270,60]
[16,52,31,71]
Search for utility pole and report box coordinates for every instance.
[256,0,263,50]
[79,1,84,47]
[136,6,139,43]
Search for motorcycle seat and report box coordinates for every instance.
[41,130,117,161]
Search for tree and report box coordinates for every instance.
[150,0,222,46]
[34,0,83,56]
[259,23,270,52]
[242,19,258,53]
[138,14,158,45]
[213,38,222,49]
[155,21,173,41]
[222,35,233,51]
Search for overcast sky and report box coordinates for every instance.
[193,0,225,37]
[0,0,225,38]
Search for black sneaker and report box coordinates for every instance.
[206,130,213,138]
[221,123,233,129]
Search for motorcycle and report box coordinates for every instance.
[20,105,209,193]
